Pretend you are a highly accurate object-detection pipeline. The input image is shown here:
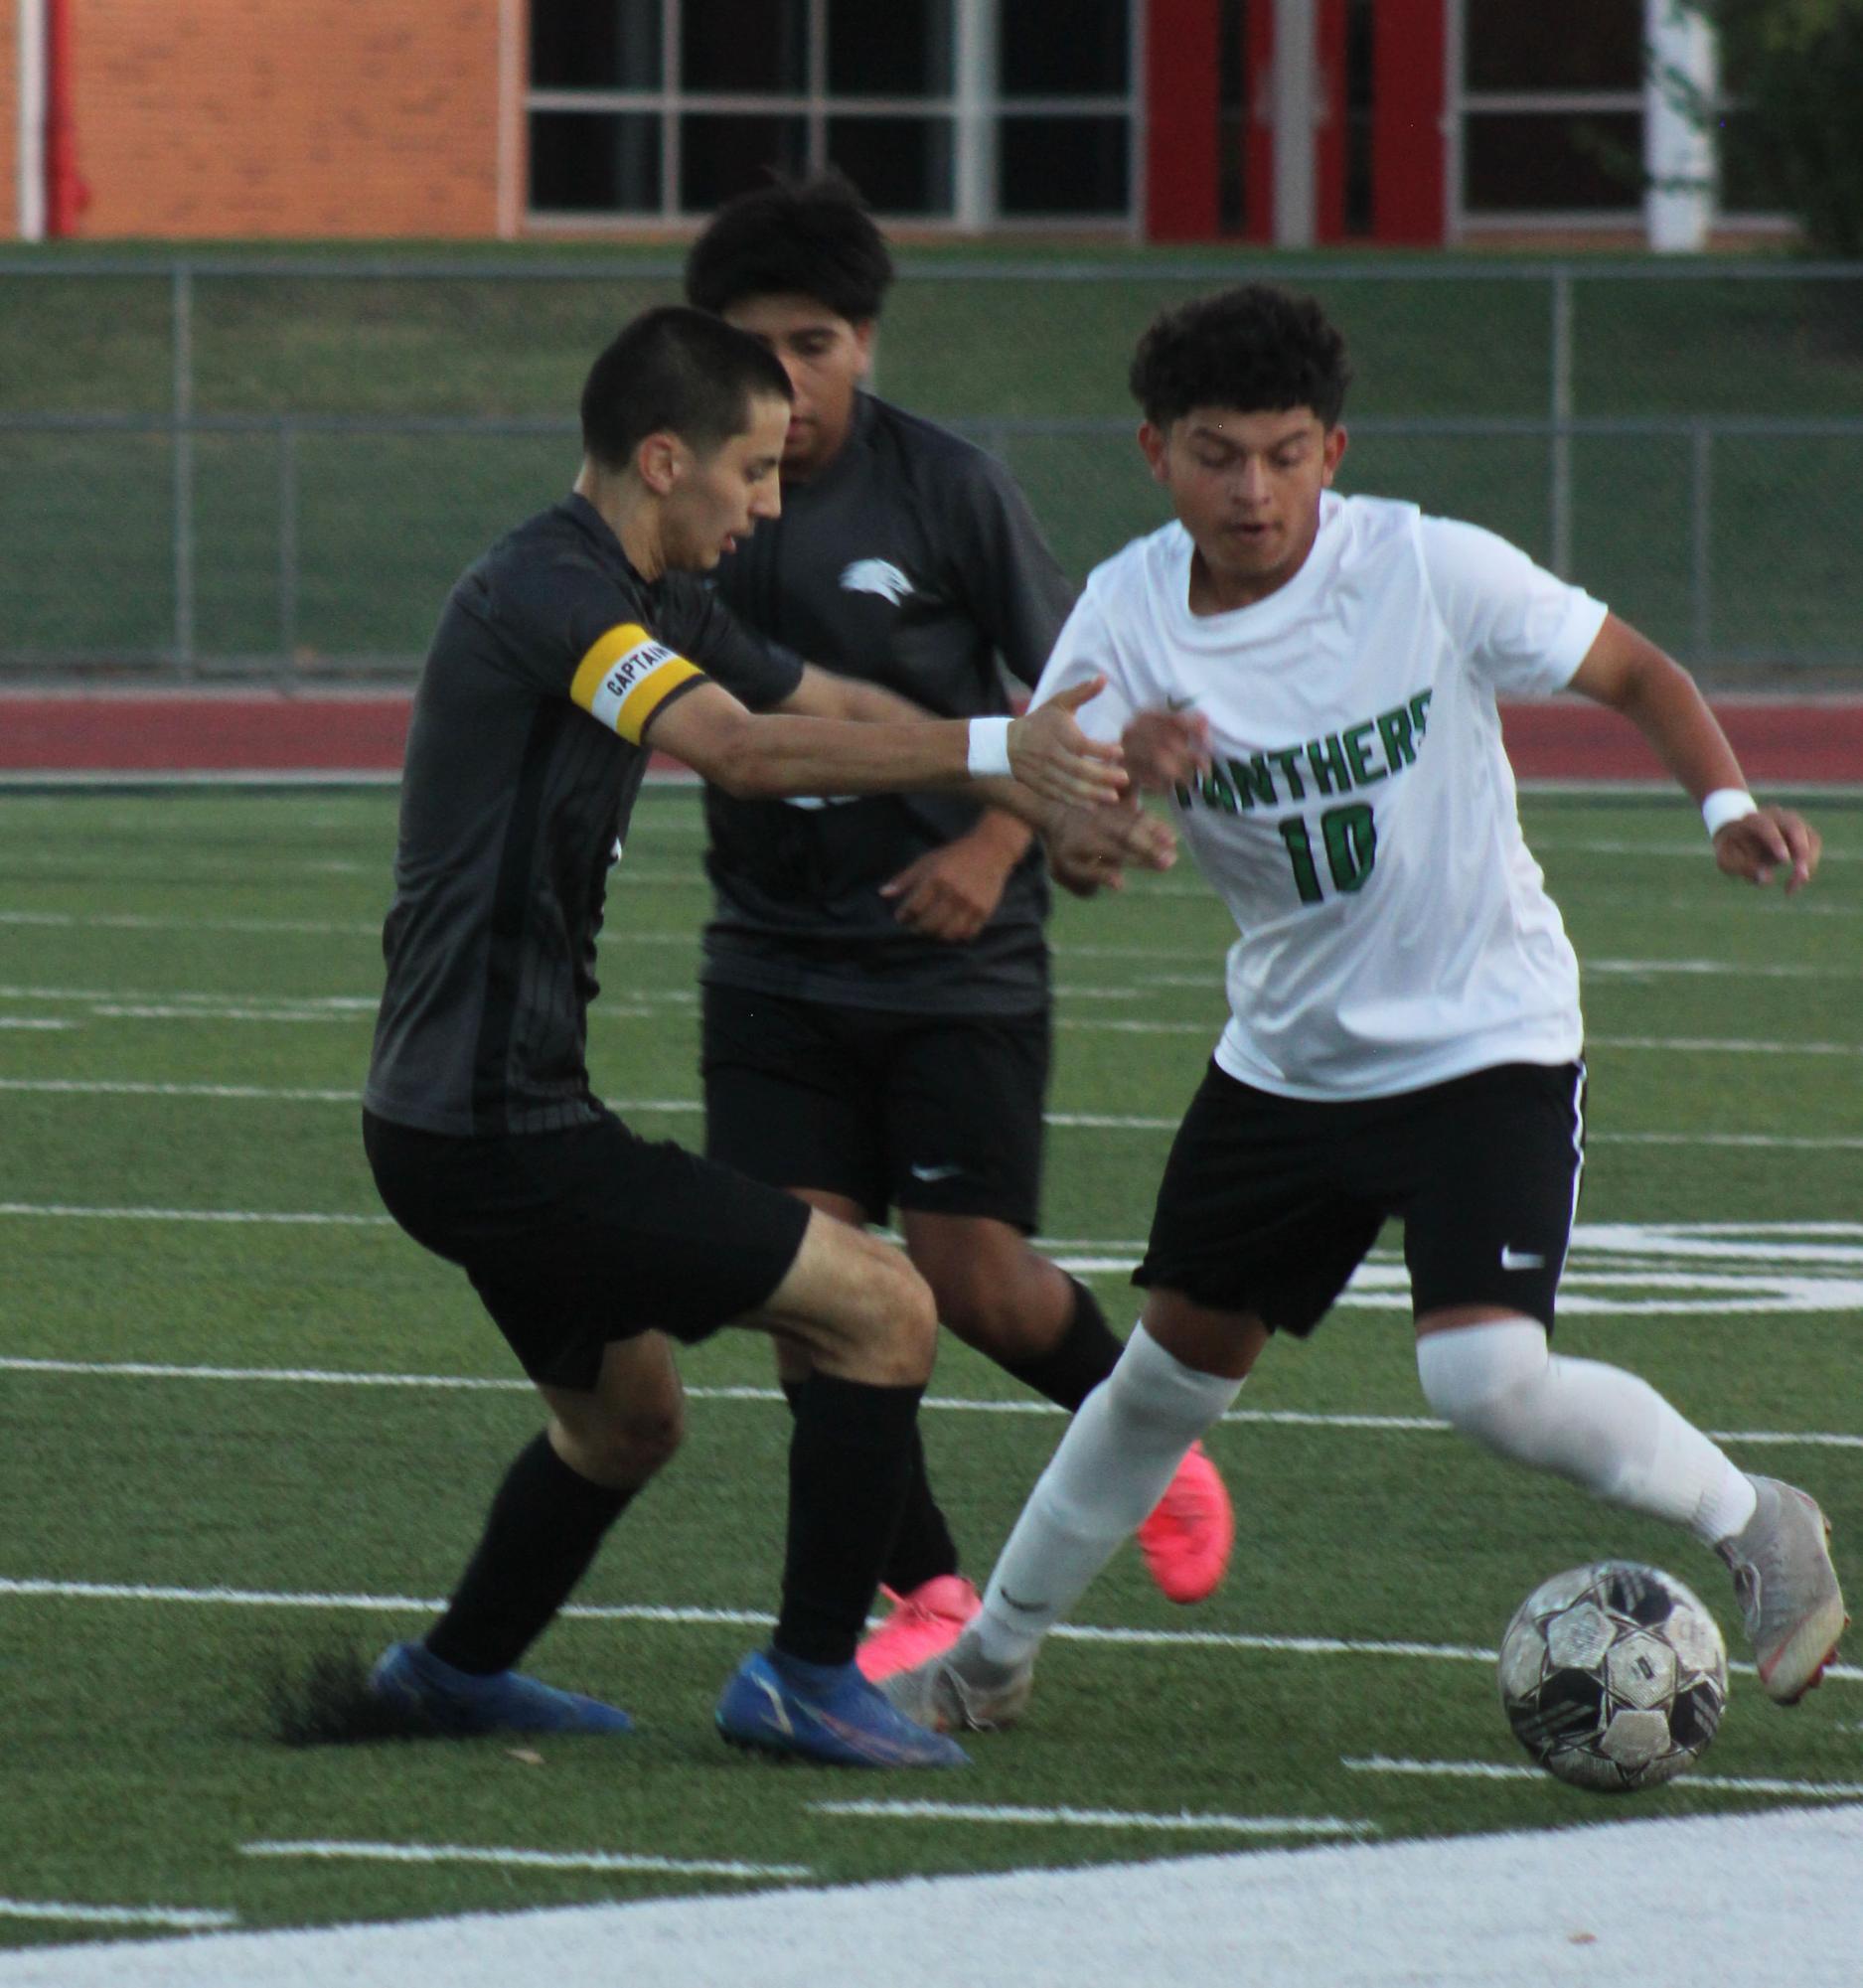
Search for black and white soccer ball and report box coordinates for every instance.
[1497,1561,1728,1792]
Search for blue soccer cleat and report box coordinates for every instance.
[369,1640,634,1737]
[715,1648,971,1768]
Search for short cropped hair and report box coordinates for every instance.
[1129,285,1351,429]
[580,306,792,471]
[685,173,894,324]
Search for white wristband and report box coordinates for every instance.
[1701,788,1759,840]
[967,716,1013,779]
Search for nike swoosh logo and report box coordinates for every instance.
[909,1163,965,1183]
[997,1589,1046,1613]
[752,1673,794,1737]
[1500,1246,1547,1271]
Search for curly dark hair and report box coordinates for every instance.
[1129,285,1350,428]
[686,173,894,323]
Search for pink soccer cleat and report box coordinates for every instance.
[1138,1441,1234,1605]
[856,1574,984,1683]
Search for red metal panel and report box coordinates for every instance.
[1245,0,1274,239]
[1145,0,1223,239]
[1370,0,1446,242]
[1316,0,1348,241]
[46,0,93,236]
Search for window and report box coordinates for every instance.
[531,1,661,90]
[1458,0,1644,226]
[1001,0,1129,95]
[828,0,953,95]
[530,112,661,213]
[1465,111,1644,214]
[1000,117,1130,217]
[1466,7,1641,93]
[996,0,1134,222]
[680,0,808,93]
[525,0,1138,229]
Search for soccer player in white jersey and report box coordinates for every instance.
[885,283,1846,1737]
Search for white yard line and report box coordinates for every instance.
[809,1801,1374,1837]
[240,1842,810,1881]
[0,1203,393,1226]
[0,1902,236,1930]
[0,1579,772,1625]
[1343,1756,1863,1797]
[2,1204,1858,1306]
[2,1356,1860,1451]
[0,910,693,944]
[0,1579,1853,1687]
[0,1079,365,1102]
[4,1077,1862,1152]
[1589,1035,1863,1056]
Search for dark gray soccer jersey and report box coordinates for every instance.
[702,393,1076,1015]
[365,495,803,1136]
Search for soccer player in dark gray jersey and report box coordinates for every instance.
[701,389,1066,1012]
[687,177,1235,1683]
[353,305,1149,1768]
[367,500,801,1136]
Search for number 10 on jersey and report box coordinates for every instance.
[1277,803,1377,904]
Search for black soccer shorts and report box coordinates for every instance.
[363,1106,812,1392]
[700,983,1050,1232]
[1135,1058,1588,1336]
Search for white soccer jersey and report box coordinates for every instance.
[1030,493,1609,1101]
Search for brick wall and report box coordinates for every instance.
[59,0,508,238]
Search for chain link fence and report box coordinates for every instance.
[3,256,1861,685]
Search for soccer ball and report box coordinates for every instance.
[1497,1561,1728,1792]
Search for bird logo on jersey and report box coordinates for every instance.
[840,558,914,605]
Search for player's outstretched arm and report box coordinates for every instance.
[645,677,1126,808]
[1567,614,1819,895]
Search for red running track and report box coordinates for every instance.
[0,692,1859,784]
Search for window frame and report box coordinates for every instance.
[522,0,1144,233]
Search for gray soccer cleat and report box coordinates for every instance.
[1717,1475,1848,1704]
[879,1626,1036,1735]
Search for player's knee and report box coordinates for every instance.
[841,1246,937,1384]
[555,1402,684,1488]
[782,1222,937,1383]
[876,1254,939,1381]
[1416,1318,1549,1449]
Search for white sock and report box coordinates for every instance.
[971,1323,1245,1667]
[1415,1318,1758,1544]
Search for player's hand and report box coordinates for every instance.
[1122,706,1211,793]
[1044,794,1178,898]
[880,829,1019,942]
[1714,805,1819,895]
[1007,680,1127,807]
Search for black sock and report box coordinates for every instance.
[783,1380,960,1597]
[878,1425,964,1594]
[424,1432,635,1676]
[775,1374,923,1667]
[999,1277,1124,1412]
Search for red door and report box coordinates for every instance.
[1145,0,1445,244]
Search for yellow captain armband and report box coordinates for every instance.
[569,623,705,744]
